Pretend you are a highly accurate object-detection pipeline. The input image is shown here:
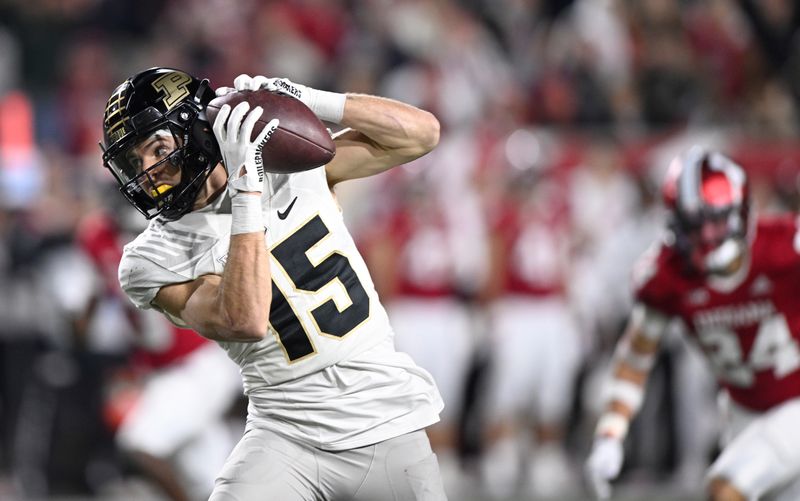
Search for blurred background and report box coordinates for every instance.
[1,0,799,500]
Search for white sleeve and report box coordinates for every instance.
[119,250,183,308]
[118,251,192,328]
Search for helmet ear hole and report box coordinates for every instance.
[190,113,221,165]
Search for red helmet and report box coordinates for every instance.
[662,146,750,274]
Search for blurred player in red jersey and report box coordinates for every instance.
[73,206,242,501]
[586,146,800,501]
[366,170,479,493]
[479,164,582,499]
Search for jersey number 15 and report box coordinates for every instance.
[269,215,370,362]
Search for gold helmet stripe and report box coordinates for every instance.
[104,87,130,139]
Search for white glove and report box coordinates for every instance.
[221,73,346,123]
[213,74,272,98]
[211,101,279,196]
[585,436,625,500]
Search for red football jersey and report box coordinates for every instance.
[634,215,800,411]
[385,209,457,298]
[492,196,570,297]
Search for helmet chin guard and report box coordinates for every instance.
[702,237,745,274]
[101,67,221,220]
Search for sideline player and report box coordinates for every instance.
[100,67,446,500]
[586,146,800,501]
[481,165,581,499]
[366,172,478,491]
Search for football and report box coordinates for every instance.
[205,89,336,174]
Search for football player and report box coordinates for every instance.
[586,146,800,501]
[100,67,446,500]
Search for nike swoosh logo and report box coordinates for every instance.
[277,197,298,220]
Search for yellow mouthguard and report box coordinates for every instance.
[151,184,173,197]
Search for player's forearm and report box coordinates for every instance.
[208,97,275,341]
[340,94,440,160]
[222,76,439,161]
[595,323,660,440]
[213,192,270,341]
[217,231,271,341]
[603,363,648,419]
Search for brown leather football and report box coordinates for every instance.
[206,89,336,174]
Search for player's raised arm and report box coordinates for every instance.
[585,304,669,499]
[154,103,277,343]
[325,93,440,184]
[223,74,440,186]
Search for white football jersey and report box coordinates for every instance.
[119,166,443,449]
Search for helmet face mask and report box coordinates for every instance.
[663,147,750,275]
[681,207,746,274]
[101,68,221,220]
[108,127,186,216]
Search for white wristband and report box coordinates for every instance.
[231,194,265,235]
[595,412,630,440]
[606,379,645,413]
[307,88,346,123]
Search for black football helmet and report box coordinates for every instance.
[662,146,750,274]
[101,67,221,220]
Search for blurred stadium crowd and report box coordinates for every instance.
[1,0,799,500]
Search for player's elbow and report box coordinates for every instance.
[416,111,440,154]
[397,111,440,163]
[225,323,268,342]
[221,310,269,342]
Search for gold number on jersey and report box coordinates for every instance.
[269,215,371,362]
[151,71,193,110]
[697,313,800,387]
